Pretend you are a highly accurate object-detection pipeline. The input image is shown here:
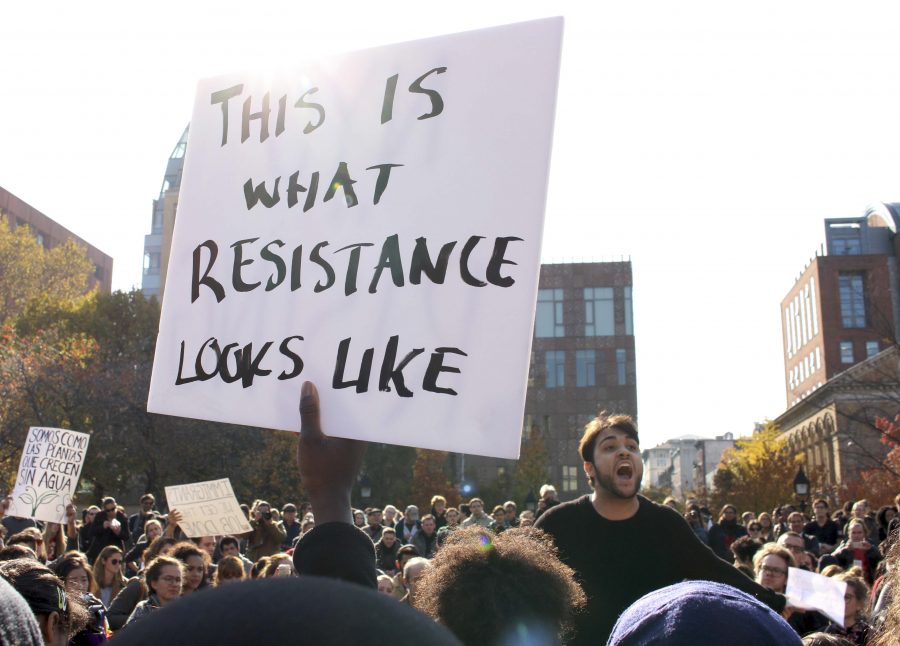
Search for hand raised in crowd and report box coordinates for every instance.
[66,502,77,522]
[165,508,183,537]
[297,381,366,525]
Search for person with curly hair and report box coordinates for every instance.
[170,542,210,593]
[412,526,585,645]
[51,552,109,645]
[823,575,872,645]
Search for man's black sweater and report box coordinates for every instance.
[534,495,786,644]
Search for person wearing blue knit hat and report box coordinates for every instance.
[607,580,802,646]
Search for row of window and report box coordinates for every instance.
[789,347,821,391]
[785,277,819,358]
[535,287,633,338]
[541,348,629,388]
[840,339,880,364]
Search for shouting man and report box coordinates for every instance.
[534,413,786,644]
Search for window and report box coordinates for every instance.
[833,237,861,255]
[536,289,565,337]
[562,466,579,492]
[545,351,565,388]
[575,350,596,387]
[616,349,627,385]
[840,341,854,364]
[585,287,614,336]
[866,341,880,358]
[839,273,866,328]
[624,287,633,335]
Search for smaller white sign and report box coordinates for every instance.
[786,567,847,627]
[164,478,251,538]
[8,427,90,524]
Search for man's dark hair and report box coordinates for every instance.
[101,497,116,508]
[578,412,639,464]
[414,527,586,645]
[140,494,155,503]
[731,535,763,563]
[0,545,37,562]
[0,558,89,637]
[877,505,895,531]
[813,498,828,509]
[218,536,240,551]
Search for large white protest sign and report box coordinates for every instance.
[786,567,847,627]
[8,427,90,524]
[147,18,563,459]
[164,478,252,538]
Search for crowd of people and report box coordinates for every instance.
[2,381,900,645]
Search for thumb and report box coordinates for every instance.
[299,381,323,442]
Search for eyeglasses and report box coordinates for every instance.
[109,558,122,565]
[760,565,787,576]
[749,526,761,532]
[104,508,116,513]
[160,576,182,585]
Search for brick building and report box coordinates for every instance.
[0,186,113,293]
[462,261,638,500]
[778,204,900,494]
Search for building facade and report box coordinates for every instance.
[781,206,900,408]
[0,186,113,293]
[775,346,898,495]
[141,126,188,300]
[463,261,638,500]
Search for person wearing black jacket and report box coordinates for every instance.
[86,498,130,564]
[708,504,748,563]
[534,413,786,645]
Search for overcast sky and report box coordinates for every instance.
[3,1,900,449]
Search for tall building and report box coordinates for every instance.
[141,126,188,300]
[464,261,638,500]
[777,204,900,495]
[781,205,900,408]
[0,186,113,293]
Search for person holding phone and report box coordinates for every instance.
[833,519,882,585]
[246,501,286,563]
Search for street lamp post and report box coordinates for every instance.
[793,464,810,514]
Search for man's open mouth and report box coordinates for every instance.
[615,462,633,479]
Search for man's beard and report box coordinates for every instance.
[594,461,641,500]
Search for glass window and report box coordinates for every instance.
[624,287,633,335]
[840,341,854,364]
[575,350,596,387]
[839,273,866,328]
[616,349,627,385]
[866,341,880,358]
[562,466,579,492]
[585,287,614,336]
[545,351,565,388]
[833,237,861,255]
[536,289,565,338]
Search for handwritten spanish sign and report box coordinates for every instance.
[164,478,251,538]
[8,427,90,524]
[786,567,847,626]
[148,18,564,458]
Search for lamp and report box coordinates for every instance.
[793,464,810,513]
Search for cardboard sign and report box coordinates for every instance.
[786,567,847,627]
[164,478,251,538]
[147,18,563,459]
[8,427,90,524]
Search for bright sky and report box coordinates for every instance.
[3,1,900,449]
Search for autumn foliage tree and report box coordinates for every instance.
[709,422,802,514]
[844,413,900,507]
[410,449,459,511]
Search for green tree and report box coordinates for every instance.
[0,217,94,324]
[709,421,801,514]
[512,428,550,503]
